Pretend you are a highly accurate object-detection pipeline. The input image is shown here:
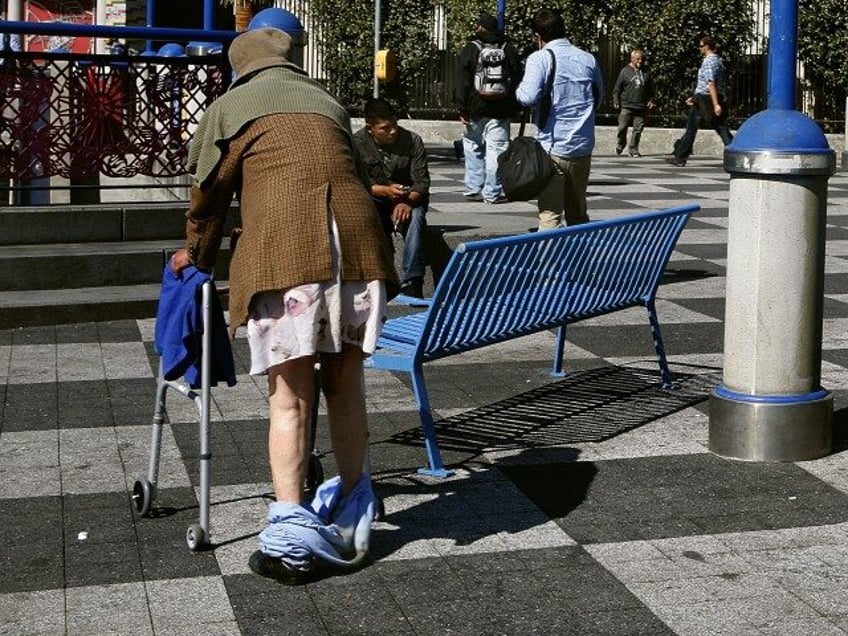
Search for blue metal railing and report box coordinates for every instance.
[0,20,237,48]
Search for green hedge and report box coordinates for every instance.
[798,0,848,121]
[309,0,844,124]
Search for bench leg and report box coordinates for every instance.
[646,301,676,390]
[410,366,453,478]
[551,325,568,377]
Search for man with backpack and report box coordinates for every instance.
[454,12,521,205]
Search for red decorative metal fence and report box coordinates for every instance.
[0,51,229,182]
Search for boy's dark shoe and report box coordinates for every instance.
[400,278,424,299]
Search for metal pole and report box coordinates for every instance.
[766,0,796,110]
[709,0,835,461]
[5,0,23,204]
[497,0,506,32]
[203,0,215,31]
[6,0,22,52]
[146,0,155,53]
[373,0,381,98]
[96,0,107,54]
[7,0,22,22]
[0,20,236,45]
[843,95,848,170]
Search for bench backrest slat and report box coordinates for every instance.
[414,206,695,359]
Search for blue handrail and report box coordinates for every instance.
[0,20,237,45]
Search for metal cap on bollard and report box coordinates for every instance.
[157,43,186,57]
[185,42,223,57]
[724,109,836,176]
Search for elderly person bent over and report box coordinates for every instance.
[169,27,398,584]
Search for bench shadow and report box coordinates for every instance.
[369,449,597,561]
[367,365,717,560]
[661,267,718,284]
[385,364,718,456]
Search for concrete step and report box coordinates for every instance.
[0,283,161,329]
[0,239,233,291]
[0,227,454,330]
[0,280,229,329]
[0,203,184,245]
[0,202,240,245]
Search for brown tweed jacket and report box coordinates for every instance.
[185,113,399,337]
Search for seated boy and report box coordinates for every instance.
[354,98,430,298]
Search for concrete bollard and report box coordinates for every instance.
[710,114,835,460]
[709,0,836,461]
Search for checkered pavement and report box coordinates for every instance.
[2,151,848,635]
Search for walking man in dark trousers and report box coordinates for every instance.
[666,36,733,167]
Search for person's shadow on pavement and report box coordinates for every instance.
[368,448,596,560]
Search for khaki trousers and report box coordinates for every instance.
[536,153,592,230]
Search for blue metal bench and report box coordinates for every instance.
[366,205,698,477]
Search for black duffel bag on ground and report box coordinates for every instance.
[496,50,557,202]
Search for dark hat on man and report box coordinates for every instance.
[477,12,499,33]
[228,27,293,81]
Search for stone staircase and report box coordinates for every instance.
[0,202,238,328]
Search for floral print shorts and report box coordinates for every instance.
[245,216,389,375]
[246,280,387,375]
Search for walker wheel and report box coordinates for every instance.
[132,479,153,517]
[186,523,206,551]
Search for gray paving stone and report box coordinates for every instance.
[0,589,65,635]
[146,576,236,631]
[65,582,153,635]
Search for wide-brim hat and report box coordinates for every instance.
[228,27,293,81]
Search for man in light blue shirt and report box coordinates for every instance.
[515,9,603,230]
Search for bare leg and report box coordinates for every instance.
[266,355,317,503]
[320,344,368,496]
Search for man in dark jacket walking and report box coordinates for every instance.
[454,13,521,204]
[612,49,654,157]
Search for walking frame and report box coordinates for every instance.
[131,274,374,552]
[132,279,219,551]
